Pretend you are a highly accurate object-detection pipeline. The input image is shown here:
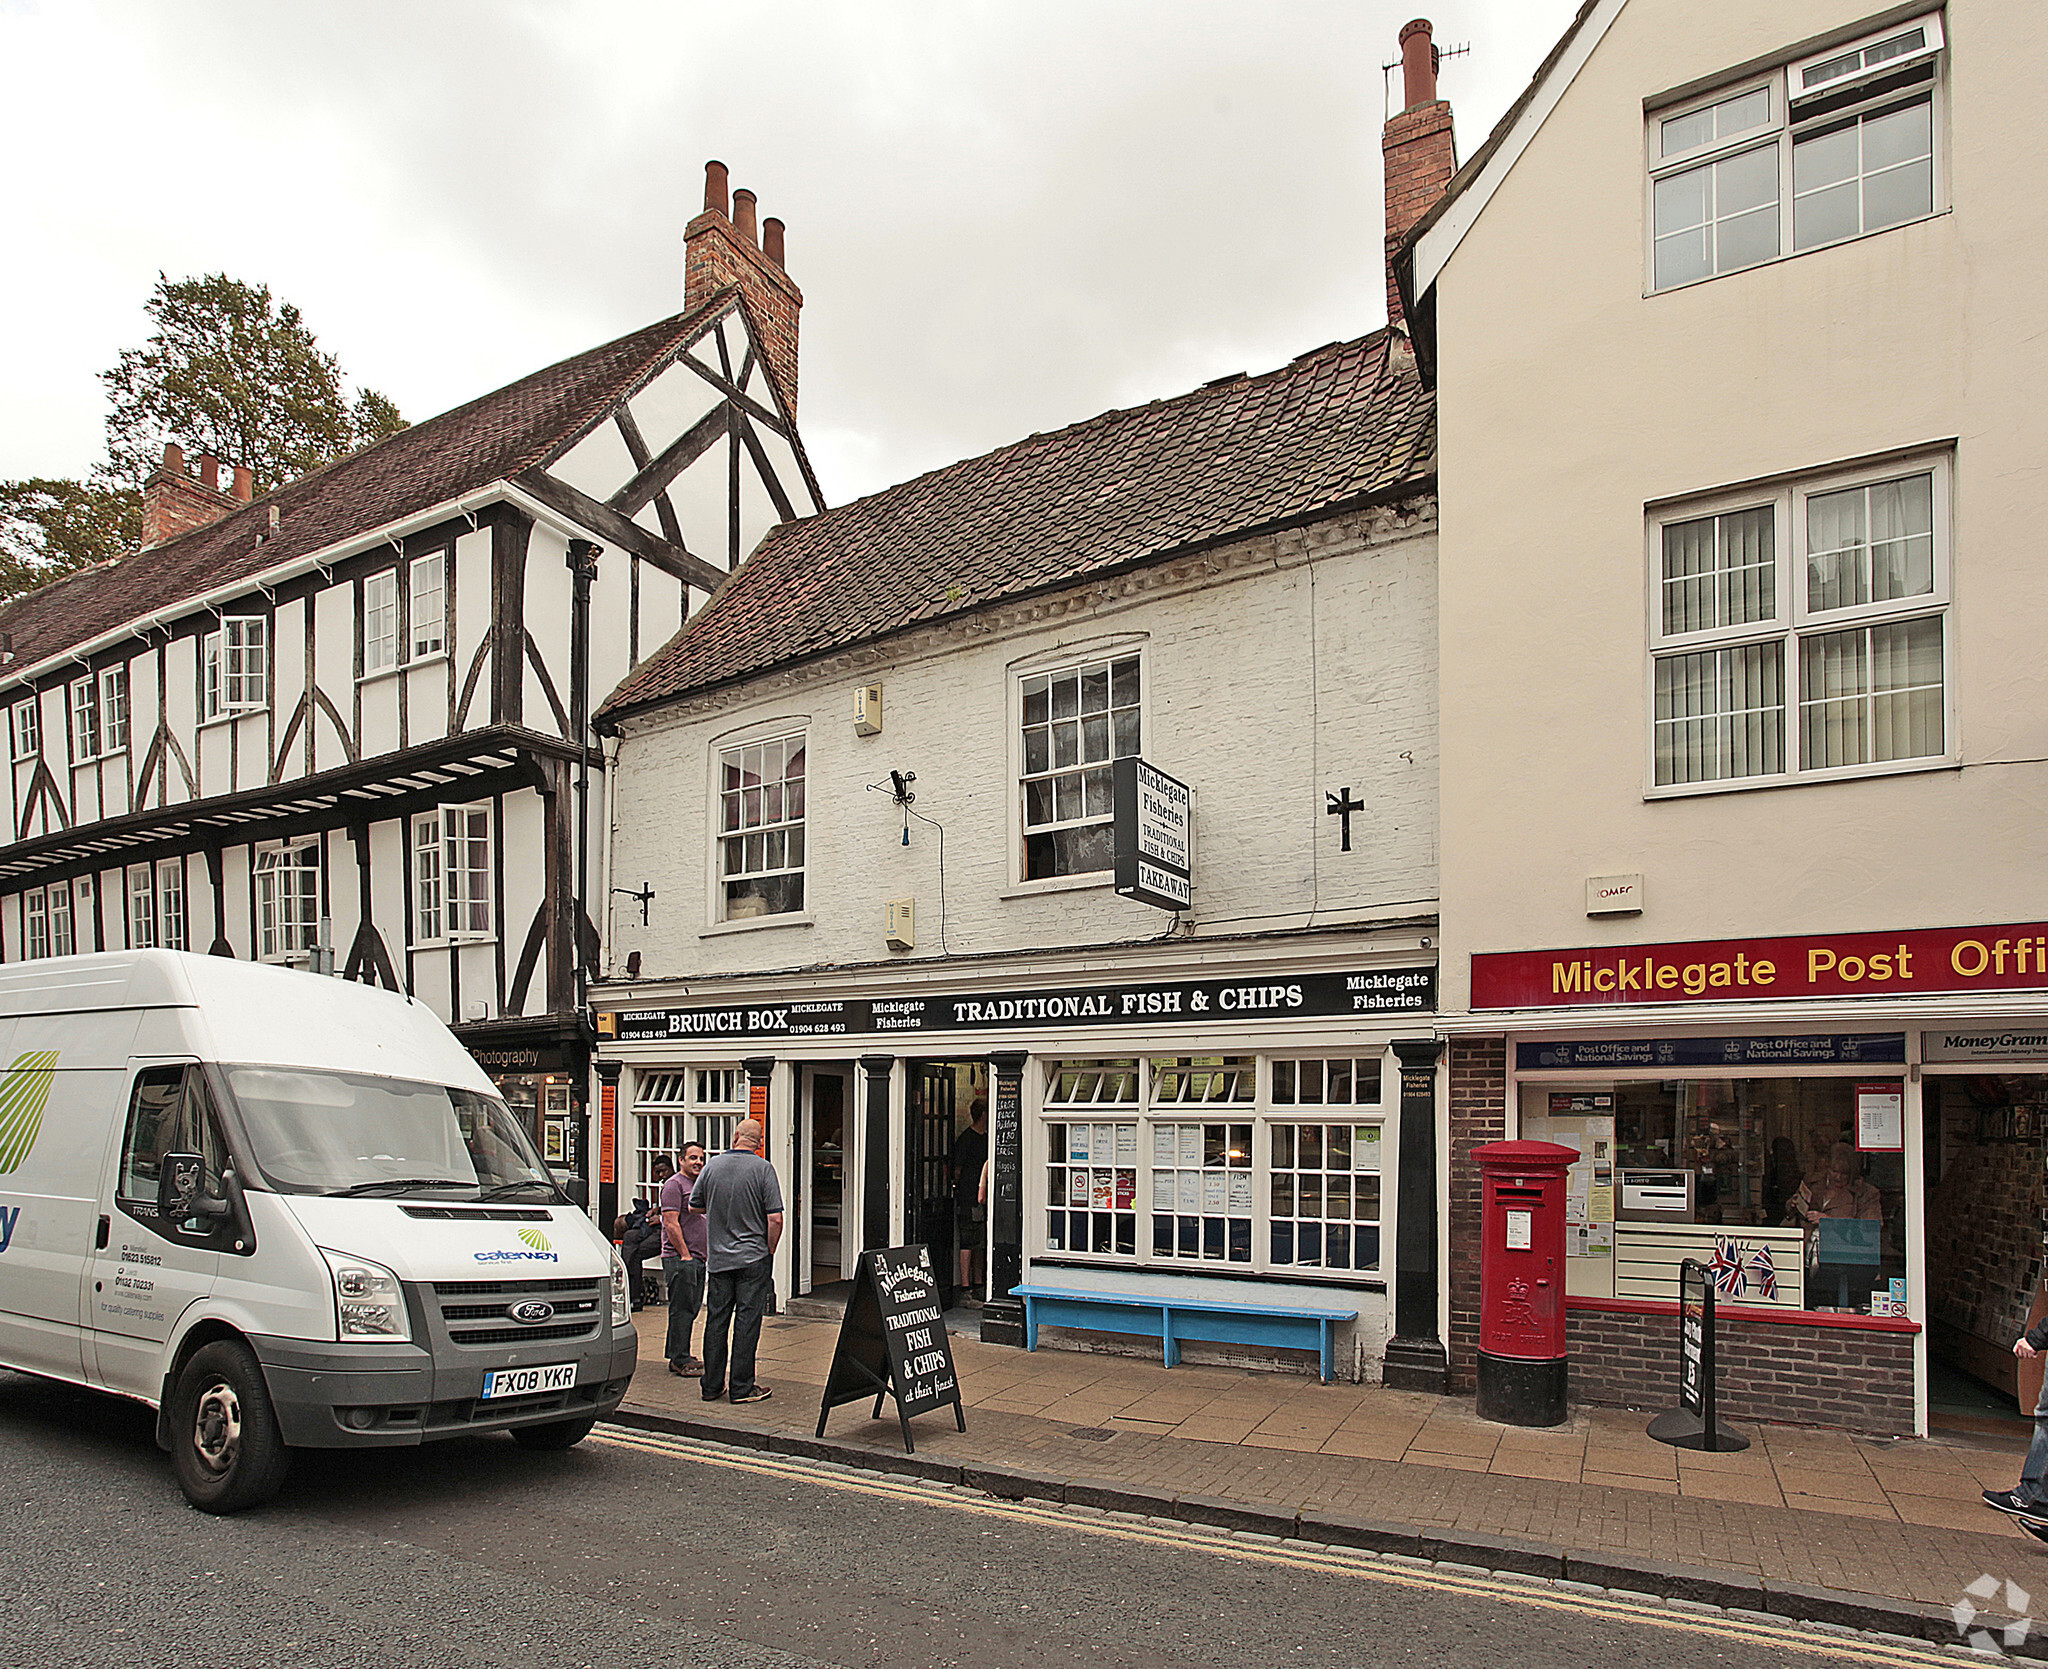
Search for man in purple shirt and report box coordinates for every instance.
[659,1142,709,1376]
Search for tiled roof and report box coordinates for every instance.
[600,327,1434,720]
[0,300,732,677]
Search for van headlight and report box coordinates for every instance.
[609,1248,632,1328]
[322,1249,411,1341]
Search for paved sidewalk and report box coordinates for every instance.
[616,1308,2048,1645]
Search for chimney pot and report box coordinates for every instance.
[732,188,758,246]
[1400,18,1437,110]
[703,159,729,217]
[231,465,253,502]
[762,216,786,269]
[162,442,186,476]
[198,454,221,492]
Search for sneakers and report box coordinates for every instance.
[1982,1488,2048,1523]
[731,1386,773,1405]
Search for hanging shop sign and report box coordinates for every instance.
[1113,757,1193,912]
[1473,922,2048,1010]
[606,967,1435,1044]
[1517,1034,1905,1070]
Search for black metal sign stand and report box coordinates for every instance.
[815,1245,966,1454]
[1648,1257,1751,1452]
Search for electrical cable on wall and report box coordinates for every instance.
[867,772,951,955]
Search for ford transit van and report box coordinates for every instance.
[0,951,638,1511]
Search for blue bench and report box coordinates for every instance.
[1011,1283,1357,1384]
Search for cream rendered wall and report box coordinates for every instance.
[608,506,1437,977]
[1434,0,2038,1008]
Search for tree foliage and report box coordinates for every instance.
[0,478,142,603]
[100,272,407,496]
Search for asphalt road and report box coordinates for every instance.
[0,1371,1994,1669]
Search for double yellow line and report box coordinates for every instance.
[593,1428,1970,1665]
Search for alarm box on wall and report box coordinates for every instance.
[854,683,883,736]
[885,898,914,949]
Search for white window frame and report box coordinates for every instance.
[68,675,99,763]
[413,803,493,943]
[127,863,156,949]
[156,858,187,952]
[1036,1054,1388,1282]
[9,698,38,761]
[204,615,269,720]
[1646,453,1953,796]
[254,838,319,962]
[712,727,807,924]
[410,551,447,660]
[47,880,73,957]
[633,1067,743,1186]
[1646,13,1945,293]
[99,666,128,754]
[1013,643,1145,887]
[23,888,48,961]
[363,570,400,674]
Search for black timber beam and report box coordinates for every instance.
[512,468,729,595]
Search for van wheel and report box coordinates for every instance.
[510,1416,597,1451]
[170,1340,292,1513]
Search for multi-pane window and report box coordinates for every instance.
[100,667,127,753]
[127,864,156,949]
[69,676,99,762]
[634,1068,742,1189]
[23,888,48,960]
[48,882,72,957]
[410,552,446,659]
[414,806,492,941]
[364,571,400,673]
[1649,16,1942,291]
[156,859,187,952]
[1651,462,1948,791]
[719,734,805,919]
[254,840,319,960]
[1020,654,1140,880]
[204,617,268,718]
[1040,1054,1384,1280]
[9,698,37,760]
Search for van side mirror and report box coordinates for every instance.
[157,1152,228,1222]
[563,1175,589,1209]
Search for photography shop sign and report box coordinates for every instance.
[607,967,1435,1043]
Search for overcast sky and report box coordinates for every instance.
[2,0,1580,508]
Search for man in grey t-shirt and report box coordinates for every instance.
[689,1118,784,1404]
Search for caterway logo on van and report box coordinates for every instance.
[0,1051,58,1175]
[475,1227,557,1264]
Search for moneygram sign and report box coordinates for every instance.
[1113,757,1192,913]
[1473,922,2048,1010]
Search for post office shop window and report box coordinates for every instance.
[116,1065,230,1222]
[413,804,491,942]
[410,551,446,659]
[203,615,268,718]
[254,839,319,961]
[364,570,400,673]
[1649,15,1942,291]
[1020,653,1140,880]
[68,675,99,762]
[1606,1077,1906,1312]
[8,697,37,760]
[719,733,805,920]
[1650,459,1948,791]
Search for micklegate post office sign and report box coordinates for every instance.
[605,967,1435,1043]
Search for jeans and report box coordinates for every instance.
[701,1257,773,1399]
[664,1257,705,1365]
[2024,1370,2048,1503]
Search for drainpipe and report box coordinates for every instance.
[566,538,606,1228]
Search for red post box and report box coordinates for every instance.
[1472,1139,1576,1426]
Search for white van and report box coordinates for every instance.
[0,950,638,1512]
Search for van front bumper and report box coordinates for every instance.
[251,1327,640,1448]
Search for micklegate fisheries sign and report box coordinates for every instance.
[1473,922,2048,1011]
[1113,757,1192,912]
[606,967,1435,1044]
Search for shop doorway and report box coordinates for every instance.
[1925,1074,2042,1430]
[800,1067,851,1298]
[906,1059,990,1313]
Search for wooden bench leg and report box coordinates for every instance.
[1024,1297,1038,1351]
[1161,1305,1179,1369]
[1320,1321,1335,1384]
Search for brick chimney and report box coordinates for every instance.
[141,443,242,549]
[683,160,804,413]
[1382,18,1458,332]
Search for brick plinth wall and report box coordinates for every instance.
[1447,1035,1507,1393]
[1569,1304,1917,1436]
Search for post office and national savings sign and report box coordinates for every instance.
[1472,922,2048,1010]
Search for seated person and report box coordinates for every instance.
[1784,1141,1882,1226]
[614,1180,668,1309]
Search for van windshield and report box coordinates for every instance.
[222,1066,557,1197]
